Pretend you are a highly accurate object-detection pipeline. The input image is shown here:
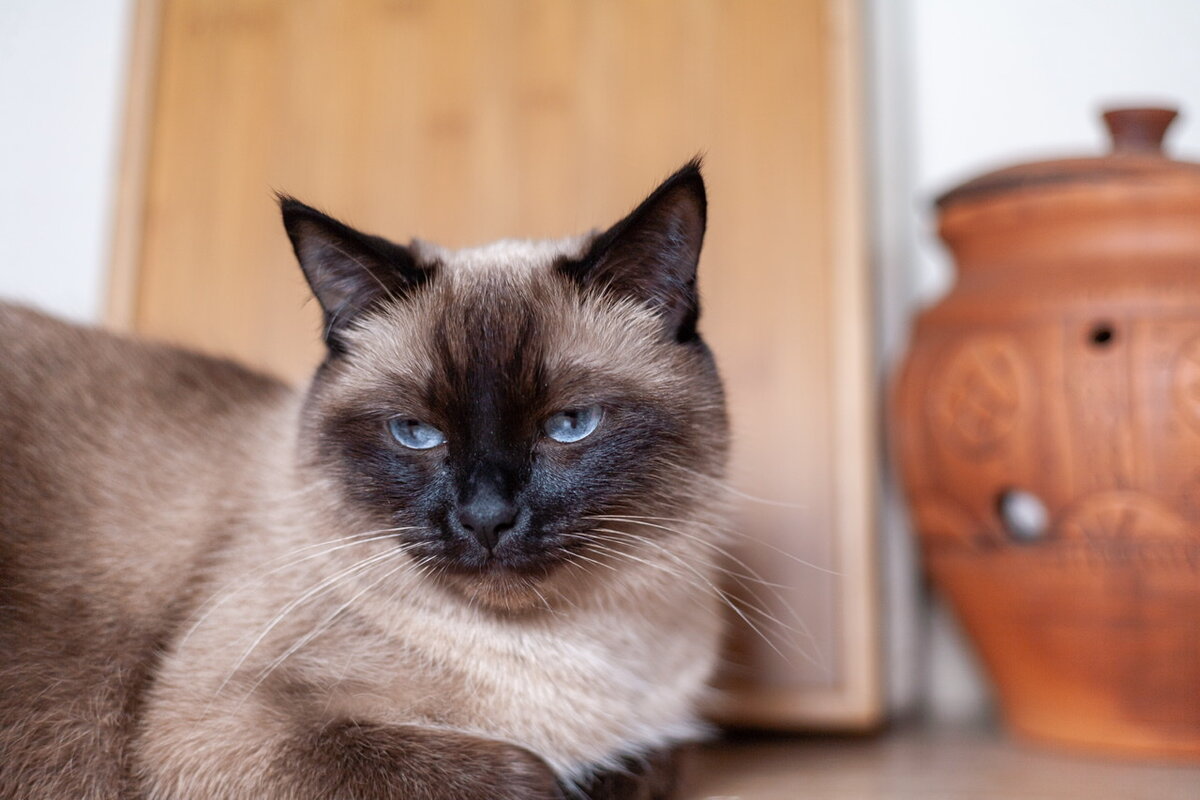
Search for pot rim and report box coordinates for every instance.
[937,107,1200,210]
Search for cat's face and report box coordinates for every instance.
[285,163,726,607]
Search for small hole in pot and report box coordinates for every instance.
[996,489,1048,543]
[1089,323,1116,347]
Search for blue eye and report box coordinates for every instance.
[388,418,446,450]
[543,405,603,443]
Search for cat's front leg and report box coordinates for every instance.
[278,719,564,800]
[137,704,562,800]
[569,747,684,800]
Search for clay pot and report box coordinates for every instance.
[892,107,1200,759]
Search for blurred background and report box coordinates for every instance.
[4,1,1200,792]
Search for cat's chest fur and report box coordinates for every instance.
[301,575,722,778]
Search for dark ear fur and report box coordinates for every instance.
[558,159,707,342]
[278,196,432,352]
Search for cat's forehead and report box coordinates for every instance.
[337,242,673,396]
[409,233,595,276]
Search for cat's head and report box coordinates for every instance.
[284,162,727,609]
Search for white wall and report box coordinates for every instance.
[872,0,1200,719]
[911,0,1200,304]
[0,0,134,322]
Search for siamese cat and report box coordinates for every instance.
[0,162,729,799]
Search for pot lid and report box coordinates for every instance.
[936,107,1200,209]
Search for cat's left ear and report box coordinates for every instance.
[559,160,707,342]
[279,196,431,352]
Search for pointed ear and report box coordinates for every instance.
[278,196,432,352]
[558,160,707,342]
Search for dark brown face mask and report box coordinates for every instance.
[287,161,726,581]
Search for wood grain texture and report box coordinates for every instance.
[112,0,878,728]
[106,0,164,331]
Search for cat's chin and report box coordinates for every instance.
[414,552,577,612]
[405,536,580,612]
[438,568,559,613]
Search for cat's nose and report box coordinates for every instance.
[456,491,519,552]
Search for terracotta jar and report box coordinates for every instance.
[892,108,1200,759]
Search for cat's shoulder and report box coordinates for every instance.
[0,300,289,411]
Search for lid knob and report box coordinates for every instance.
[1102,107,1179,155]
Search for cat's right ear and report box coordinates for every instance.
[278,196,431,352]
[557,160,707,343]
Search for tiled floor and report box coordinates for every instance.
[685,725,1200,799]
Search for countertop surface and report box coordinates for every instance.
[684,724,1200,799]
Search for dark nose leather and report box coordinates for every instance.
[457,488,519,551]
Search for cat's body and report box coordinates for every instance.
[0,164,728,799]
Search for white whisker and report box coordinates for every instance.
[247,554,414,695]
[587,513,841,576]
[588,527,820,667]
[654,459,810,510]
[210,547,400,705]
[180,527,422,647]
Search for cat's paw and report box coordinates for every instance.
[568,747,684,800]
[295,720,563,800]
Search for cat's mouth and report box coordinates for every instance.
[424,541,566,580]
[426,554,569,612]
[404,512,568,573]
[405,528,578,609]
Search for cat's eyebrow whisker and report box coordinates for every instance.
[180,528,422,647]
[210,548,399,705]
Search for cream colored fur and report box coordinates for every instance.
[134,239,728,795]
[0,228,728,799]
